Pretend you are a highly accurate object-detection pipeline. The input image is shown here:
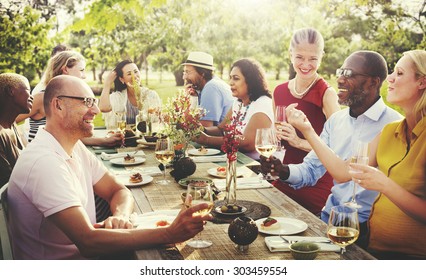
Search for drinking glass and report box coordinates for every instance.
[345,141,369,208]
[327,205,360,255]
[155,138,175,185]
[154,138,175,185]
[274,105,287,125]
[255,128,278,180]
[185,182,214,248]
[115,111,126,147]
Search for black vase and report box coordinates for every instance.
[228,216,258,252]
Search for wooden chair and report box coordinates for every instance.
[0,183,13,260]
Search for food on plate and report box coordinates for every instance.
[155,220,170,228]
[216,166,226,176]
[260,217,280,230]
[188,180,209,187]
[124,154,135,163]
[129,172,143,183]
[198,146,208,154]
[106,130,115,137]
[220,204,243,213]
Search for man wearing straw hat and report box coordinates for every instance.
[182,51,234,127]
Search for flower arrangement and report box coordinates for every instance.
[161,89,206,149]
[221,103,245,161]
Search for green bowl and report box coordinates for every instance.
[289,241,320,260]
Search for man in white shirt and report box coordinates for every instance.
[8,75,211,259]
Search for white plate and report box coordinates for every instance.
[188,148,221,156]
[255,217,308,235]
[116,174,153,187]
[110,156,146,166]
[207,167,244,178]
[132,210,179,229]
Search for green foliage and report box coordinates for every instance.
[0,6,53,80]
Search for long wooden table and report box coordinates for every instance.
[91,140,376,260]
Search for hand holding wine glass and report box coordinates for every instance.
[115,111,126,147]
[155,138,175,185]
[327,205,360,255]
[255,128,278,180]
[345,141,369,208]
[185,182,214,248]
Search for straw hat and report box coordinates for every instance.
[182,51,215,70]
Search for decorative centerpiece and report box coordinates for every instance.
[221,103,245,207]
[161,90,206,180]
[228,216,258,252]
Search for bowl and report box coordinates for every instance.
[289,241,320,260]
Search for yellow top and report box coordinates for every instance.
[369,118,426,258]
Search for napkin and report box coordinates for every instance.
[100,150,145,160]
[265,236,341,252]
[191,154,227,163]
[130,210,179,228]
[213,176,272,190]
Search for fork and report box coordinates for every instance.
[279,235,295,244]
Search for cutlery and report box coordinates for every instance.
[279,235,332,244]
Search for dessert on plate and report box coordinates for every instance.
[260,217,280,230]
[124,154,135,163]
[129,172,143,183]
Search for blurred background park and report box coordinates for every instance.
[1,0,425,124]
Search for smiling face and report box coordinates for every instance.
[14,78,33,114]
[290,42,322,80]
[64,60,86,80]
[336,54,372,107]
[387,55,422,109]
[119,63,141,87]
[229,66,249,102]
[59,80,99,138]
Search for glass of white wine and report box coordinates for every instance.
[327,205,360,255]
[345,141,369,208]
[154,138,175,185]
[185,182,214,248]
[255,128,278,180]
[115,111,126,147]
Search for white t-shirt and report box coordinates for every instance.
[8,128,107,259]
[231,95,273,159]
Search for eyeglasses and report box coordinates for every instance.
[183,70,195,76]
[336,68,371,79]
[57,95,98,108]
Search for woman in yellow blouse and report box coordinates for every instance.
[349,50,426,259]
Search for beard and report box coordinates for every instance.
[339,87,369,107]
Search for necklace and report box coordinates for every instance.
[292,73,318,97]
[240,102,251,122]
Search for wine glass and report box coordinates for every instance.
[185,182,214,248]
[275,105,287,125]
[327,205,360,255]
[345,141,369,208]
[255,128,278,180]
[154,138,175,185]
[115,111,126,147]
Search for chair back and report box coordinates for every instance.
[0,183,13,260]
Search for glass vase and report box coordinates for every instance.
[225,156,237,205]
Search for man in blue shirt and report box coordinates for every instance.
[182,52,234,127]
[260,51,402,245]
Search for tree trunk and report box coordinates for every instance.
[174,69,184,86]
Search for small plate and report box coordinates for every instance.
[116,174,153,187]
[178,177,214,188]
[132,210,179,229]
[255,217,308,235]
[214,206,247,216]
[207,167,244,178]
[110,156,146,166]
[188,148,221,156]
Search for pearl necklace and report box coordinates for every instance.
[292,73,318,97]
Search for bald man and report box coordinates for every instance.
[0,73,33,187]
[8,75,211,259]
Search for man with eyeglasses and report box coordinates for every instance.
[7,75,211,259]
[260,50,402,247]
[182,52,234,127]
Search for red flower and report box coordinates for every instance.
[221,103,245,161]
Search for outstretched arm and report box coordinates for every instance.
[99,71,116,112]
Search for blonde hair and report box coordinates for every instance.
[289,28,324,53]
[404,50,426,122]
[43,50,85,87]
